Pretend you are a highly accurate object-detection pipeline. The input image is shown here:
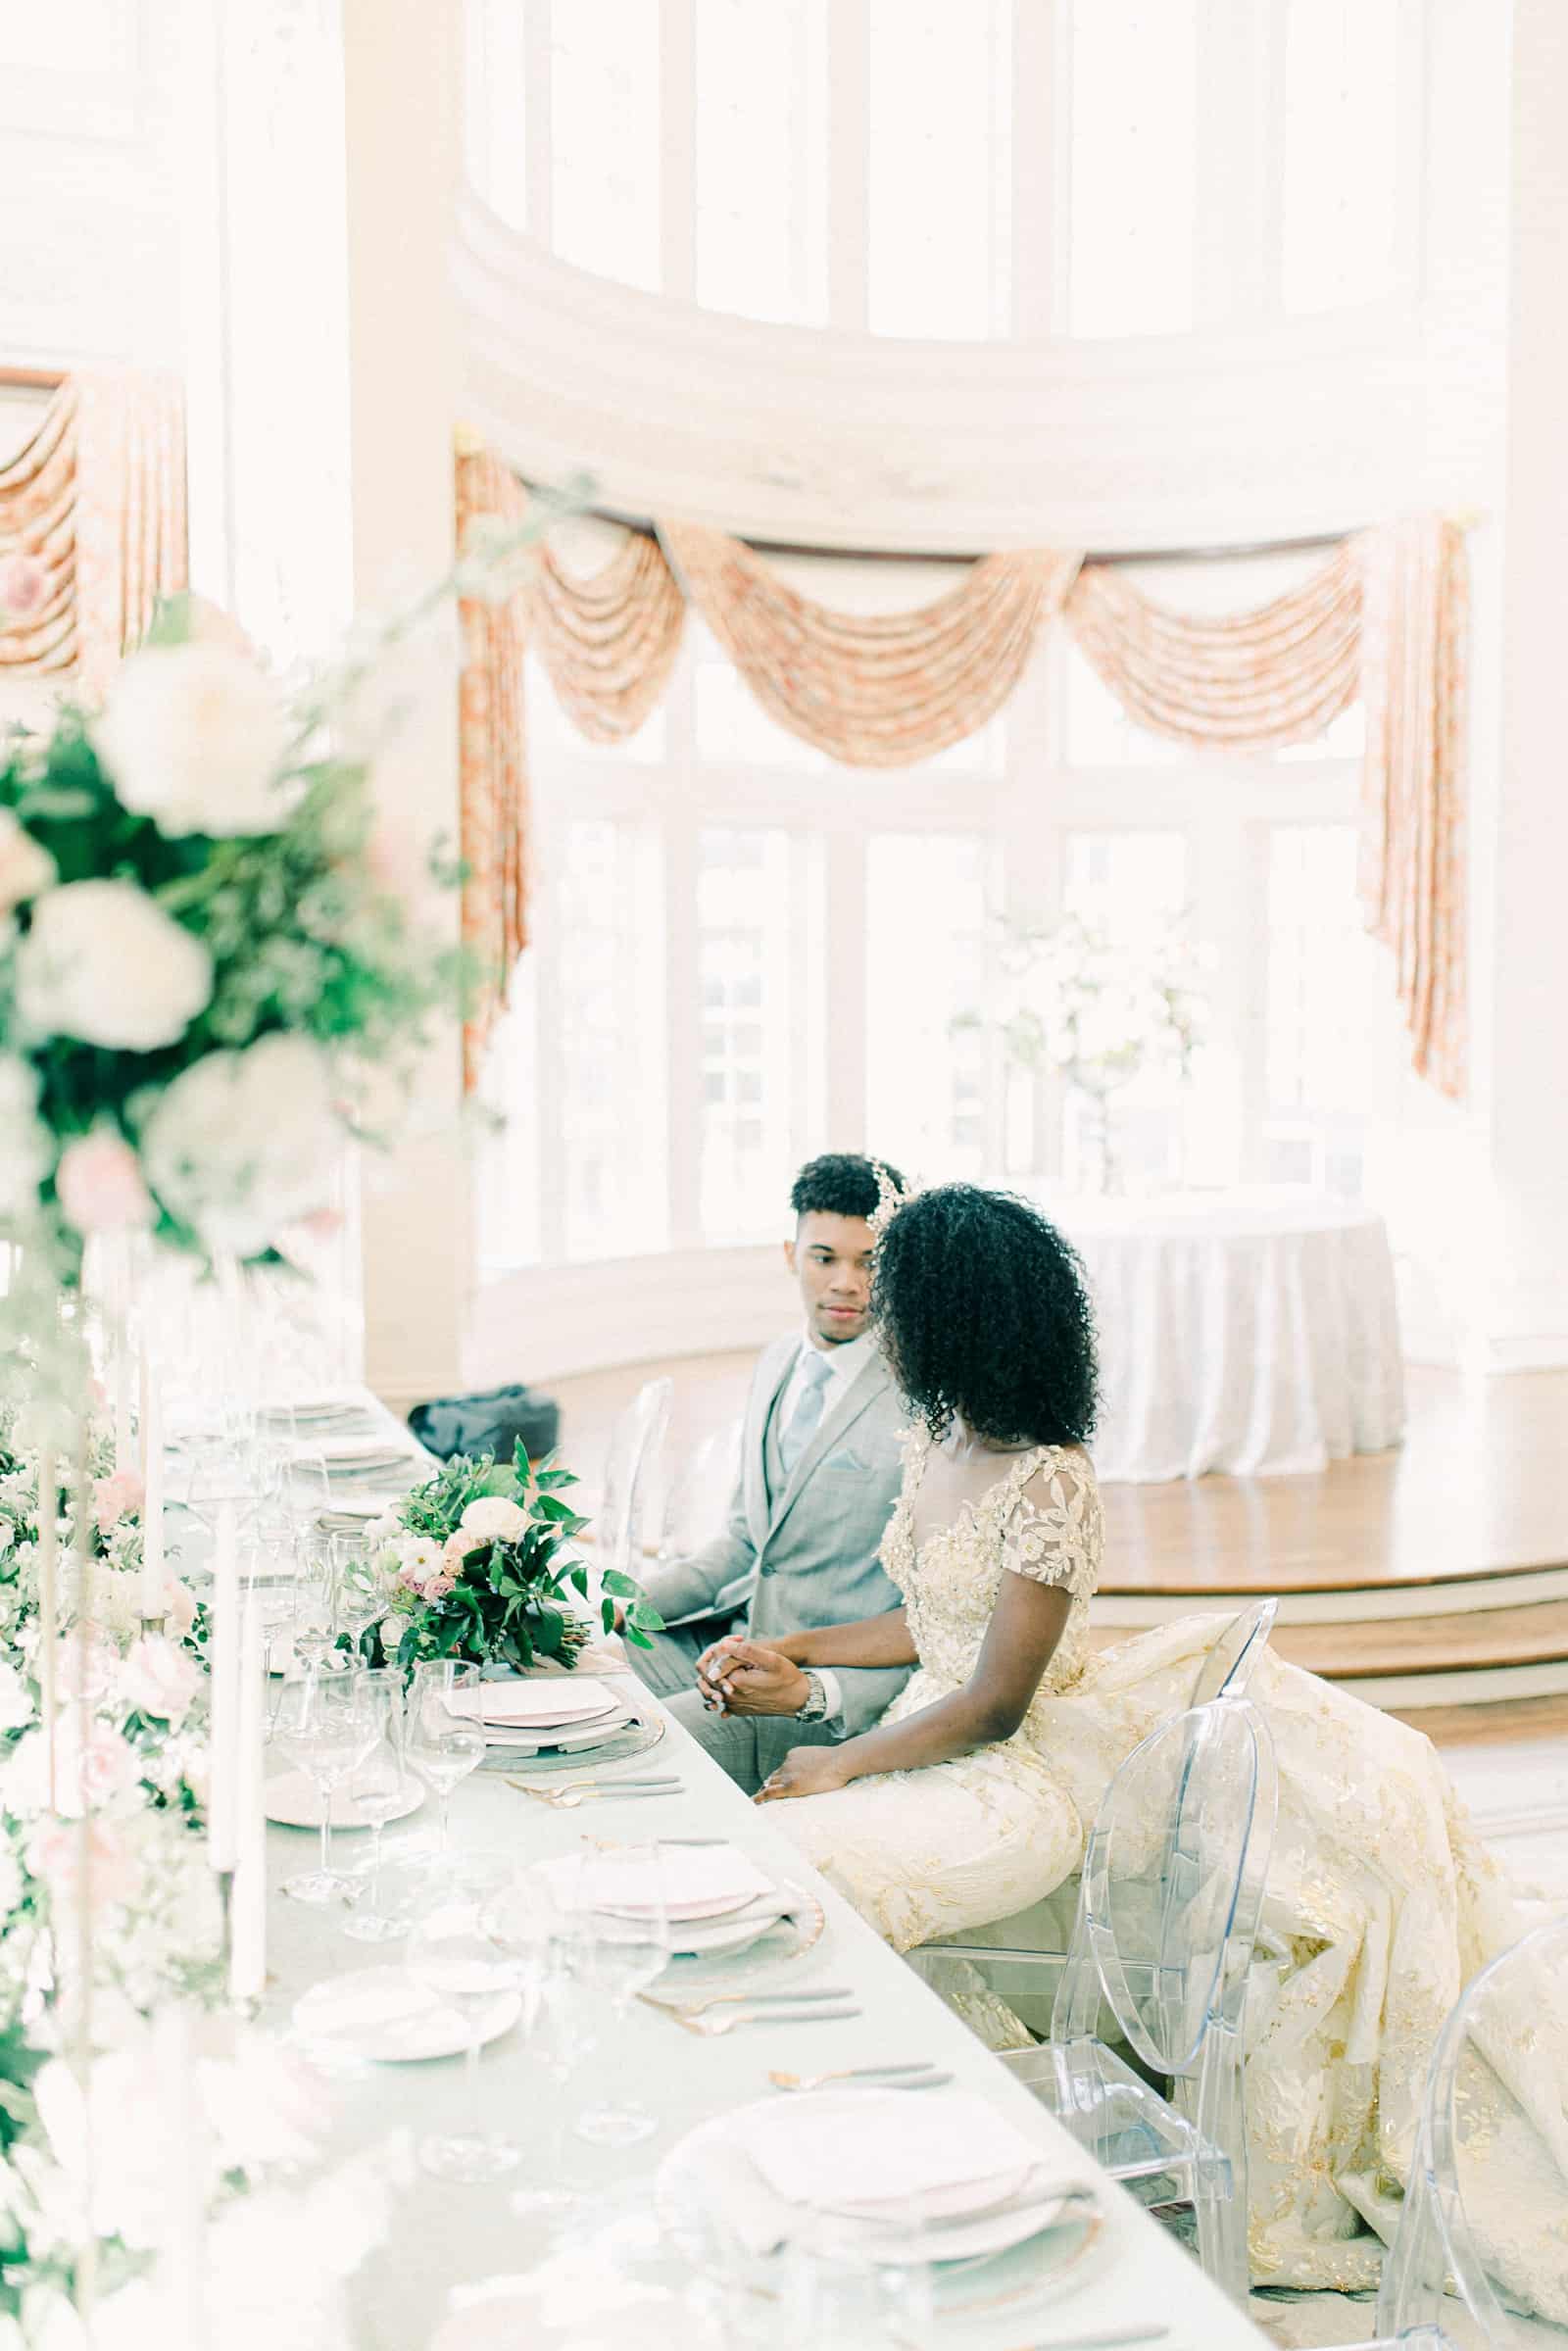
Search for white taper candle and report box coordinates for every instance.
[139,1357,165,1619]
[207,1500,240,1876]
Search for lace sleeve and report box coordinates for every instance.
[999,1452,1102,1602]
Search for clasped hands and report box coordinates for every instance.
[695,1633,808,1718]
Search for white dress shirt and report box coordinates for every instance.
[773,1327,881,1729]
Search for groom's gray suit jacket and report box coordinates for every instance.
[640,1335,910,1740]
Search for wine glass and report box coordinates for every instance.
[406,1853,520,2183]
[573,1840,673,2147]
[270,1663,378,1904]
[405,1661,486,1853]
[331,1531,386,1659]
[342,1668,414,1942]
[487,1859,600,2217]
[287,1531,337,1672]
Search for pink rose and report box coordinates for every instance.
[441,1528,478,1579]
[0,553,48,619]
[28,1816,143,1913]
[91,1467,145,1535]
[56,1131,154,1236]
[164,1577,198,1639]
[119,1635,202,1725]
[54,1630,121,1708]
[10,1719,139,1818]
[420,1565,457,1602]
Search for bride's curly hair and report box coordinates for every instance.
[872,1184,1099,1447]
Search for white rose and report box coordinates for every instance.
[137,1031,341,1255]
[16,879,213,1051]
[0,1659,30,1734]
[0,1054,49,1219]
[458,1495,527,1543]
[93,644,292,838]
[0,809,54,911]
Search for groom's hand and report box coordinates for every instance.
[695,1635,810,1717]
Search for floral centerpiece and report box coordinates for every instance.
[368,1445,662,1672]
[960,912,1207,1194]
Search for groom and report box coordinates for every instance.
[622,1152,910,1793]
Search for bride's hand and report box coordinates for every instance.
[755,1745,853,1803]
[697,1636,810,1717]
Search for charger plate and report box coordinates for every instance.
[658,2100,1105,2325]
[478,1709,667,1777]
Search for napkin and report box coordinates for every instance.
[543,1843,775,1921]
[295,1974,443,2038]
[730,2088,1055,2220]
[456,1677,619,1729]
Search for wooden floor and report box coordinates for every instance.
[551,1353,1568,1592]
[547,1349,1568,1737]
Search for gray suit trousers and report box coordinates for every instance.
[664,1686,844,1797]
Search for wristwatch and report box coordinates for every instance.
[795,1670,830,1722]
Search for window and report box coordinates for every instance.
[1282,0,1403,315]
[466,0,1422,338]
[549,0,662,291]
[480,541,1404,1270]
[555,819,666,1260]
[865,833,993,1180]
[1067,0,1199,338]
[866,0,1012,340]
[697,829,796,1239]
[1263,825,1397,1195]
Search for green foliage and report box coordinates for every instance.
[381,1440,663,1673]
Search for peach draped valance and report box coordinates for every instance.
[456,444,1469,1102]
[0,372,187,695]
[662,521,1080,770]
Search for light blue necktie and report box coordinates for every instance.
[777,1351,833,1481]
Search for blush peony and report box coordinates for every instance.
[119,1635,203,1725]
[16,878,214,1051]
[57,1129,155,1235]
[91,1467,147,1534]
[92,643,292,838]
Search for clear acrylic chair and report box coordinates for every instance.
[657,1414,743,1563]
[915,1600,1281,2030]
[1334,1913,1568,2351]
[1003,1696,1278,2308]
[598,1376,673,1579]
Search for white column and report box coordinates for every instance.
[1470,0,1568,1370]
[340,0,472,1410]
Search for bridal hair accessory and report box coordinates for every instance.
[868,1158,918,1242]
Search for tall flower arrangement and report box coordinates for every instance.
[960,912,1207,1193]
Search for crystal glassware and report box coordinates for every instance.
[405,1660,486,1853]
[331,1531,386,1659]
[406,1852,521,2183]
[573,1840,672,2148]
[487,1859,600,2218]
[342,1668,415,1942]
[287,1531,338,1673]
[270,1662,378,1904]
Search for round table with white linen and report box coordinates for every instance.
[1039,1187,1405,1484]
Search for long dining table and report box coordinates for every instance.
[262,1652,1272,2350]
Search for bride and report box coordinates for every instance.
[697,1183,1555,2306]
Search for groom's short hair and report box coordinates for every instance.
[790,1152,904,1224]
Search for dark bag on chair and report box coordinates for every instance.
[408,1382,561,1466]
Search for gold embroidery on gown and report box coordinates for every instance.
[771,1428,1566,2314]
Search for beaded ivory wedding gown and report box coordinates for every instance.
[773,1427,1566,2312]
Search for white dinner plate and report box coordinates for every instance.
[292,1965,520,2063]
[481,1708,634,1756]
[661,2096,1104,2278]
[264,1770,424,1830]
[457,1678,622,1730]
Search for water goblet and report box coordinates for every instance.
[342,1669,415,1942]
[487,1859,600,2216]
[405,1661,486,1854]
[573,1839,673,2148]
[287,1534,338,1672]
[270,1663,378,1904]
[406,1852,521,2183]
[331,1531,387,1658]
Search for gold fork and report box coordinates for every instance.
[657,2001,861,2038]
[767,2060,947,2091]
[505,1776,680,1810]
